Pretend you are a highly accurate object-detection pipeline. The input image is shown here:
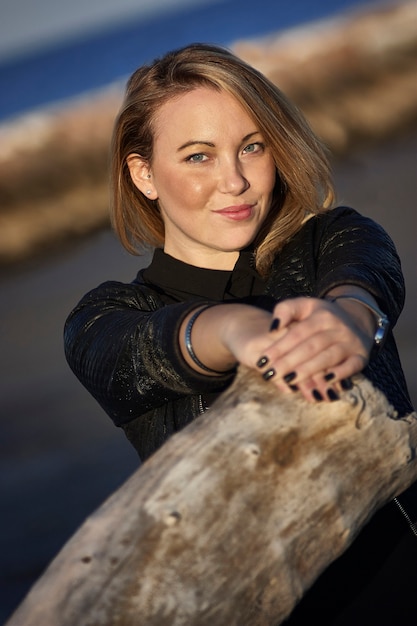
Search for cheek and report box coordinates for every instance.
[159,169,207,201]
[170,178,209,208]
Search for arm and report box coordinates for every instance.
[257,208,405,401]
[313,206,405,322]
[178,208,404,403]
[178,289,378,403]
[64,281,234,425]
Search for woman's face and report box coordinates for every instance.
[129,86,277,269]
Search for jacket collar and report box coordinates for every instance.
[141,247,265,302]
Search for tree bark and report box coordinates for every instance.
[7,370,417,626]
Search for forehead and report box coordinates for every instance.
[152,86,258,143]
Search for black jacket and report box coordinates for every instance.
[64,206,413,461]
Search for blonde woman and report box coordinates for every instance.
[65,44,416,624]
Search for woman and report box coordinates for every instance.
[64,44,416,624]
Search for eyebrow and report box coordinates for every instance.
[177,131,261,153]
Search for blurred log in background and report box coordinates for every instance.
[0,0,416,267]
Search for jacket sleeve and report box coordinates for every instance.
[63,281,233,426]
[267,206,405,326]
[310,208,414,423]
[312,206,405,326]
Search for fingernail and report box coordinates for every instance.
[340,378,353,390]
[269,317,280,332]
[256,356,269,368]
[288,384,299,392]
[263,368,276,381]
[312,389,323,401]
[283,372,296,384]
[327,388,339,401]
[324,372,335,382]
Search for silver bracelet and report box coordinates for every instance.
[184,305,235,375]
[328,294,389,354]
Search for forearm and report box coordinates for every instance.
[179,303,271,376]
[178,284,385,380]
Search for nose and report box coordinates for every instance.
[217,159,249,195]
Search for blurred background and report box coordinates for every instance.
[1,0,416,621]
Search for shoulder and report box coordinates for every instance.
[71,272,166,314]
[266,205,401,298]
[276,206,366,256]
[292,205,394,253]
[303,205,380,234]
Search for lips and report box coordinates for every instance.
[215,204,254,221]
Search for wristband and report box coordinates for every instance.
[184,305,236,375]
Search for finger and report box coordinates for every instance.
[266,305,339,364]
[295,354,365,403]
[272,372,338,404]
[281,371,342,404]
[264,338,367,398]
[299,373,341,403]
[267,331,343,382]
[321,353,368,384]
[271,297,316,329]
[266,308,370,376]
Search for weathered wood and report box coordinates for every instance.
[7,369,417,626]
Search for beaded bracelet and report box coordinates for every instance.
[184,305,236,375]
[328,294,389,355]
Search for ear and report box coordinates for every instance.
[126,154,158,200]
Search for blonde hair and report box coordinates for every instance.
[111,43,334,275]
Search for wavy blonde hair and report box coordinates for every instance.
[111,43,334,275]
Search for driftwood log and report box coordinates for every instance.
[7,369,417,626]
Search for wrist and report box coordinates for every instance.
[326,293,389,357]
[181,304,238,376]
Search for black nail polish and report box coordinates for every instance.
[327,388,339,401]
[341,378,353,390]
[312,389,323,401]
[283,372,296,384]
[270,317,280,332]
[263,368,276,381]
[256,356,269,368]
[324,372,335,381]
[289,384,299,392]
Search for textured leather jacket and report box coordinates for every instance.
[64,206,413,463]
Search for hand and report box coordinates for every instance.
[251,295,375,402]
[180,289,377,403]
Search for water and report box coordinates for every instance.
[0,0,383,121]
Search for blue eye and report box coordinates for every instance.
[243,142,263,154]
[186,153,207,163]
